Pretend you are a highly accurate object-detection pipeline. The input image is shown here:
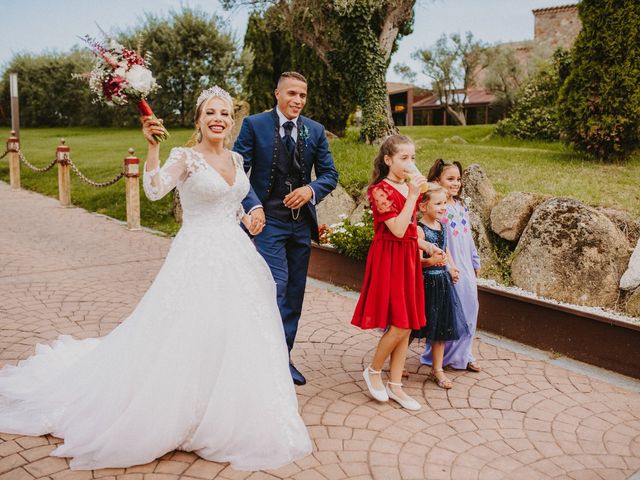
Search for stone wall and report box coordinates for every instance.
[533,4,581,51]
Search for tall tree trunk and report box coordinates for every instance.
[445,105,467,126]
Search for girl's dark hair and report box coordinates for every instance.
[370,134,415,185]
[427,158,464,199]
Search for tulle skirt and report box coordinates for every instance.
[411,270,469,342]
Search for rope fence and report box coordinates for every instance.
[2,131,141,230]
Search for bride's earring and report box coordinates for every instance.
[196,128,202,143]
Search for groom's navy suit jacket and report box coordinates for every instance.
[234,109,338,241]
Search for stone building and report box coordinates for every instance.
[533,4,581,51]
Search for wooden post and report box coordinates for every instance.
[123,148,140,231]
[7,131,20,190]
[56,139,71,207]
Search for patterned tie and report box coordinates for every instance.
[282,121,296,159]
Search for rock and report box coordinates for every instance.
[325,130,339,140]
[625,287,640,317]
[468,209,501,280]
[461,164,498,223]
[443,135,468,144]
[415,138,438,146]
[620,239,640,291]
[348,187,369,224]
[511,198,631,308]
[490,192,544,241]
[316,184,357,226]
[596,207,640,246]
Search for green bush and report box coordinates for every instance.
[494,51,568,141]
[557,0,640,161]
[326,208,374,261]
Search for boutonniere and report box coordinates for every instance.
[300,124,310,147]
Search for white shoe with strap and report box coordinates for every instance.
[386,381,421,411]
[362,366,389,402]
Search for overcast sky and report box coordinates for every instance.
[2,0,571,86]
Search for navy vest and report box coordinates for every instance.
[264,129,306,221]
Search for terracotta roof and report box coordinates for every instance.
[532,3,578,14]
[386,82,415,94]
[412,88,495,108]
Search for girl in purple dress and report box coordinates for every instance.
[419,159,482,373]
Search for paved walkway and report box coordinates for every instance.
[1,182,639,480]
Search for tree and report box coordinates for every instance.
[120,7,245,127]
[0,50,130,127]
[222,0,416,143]
[403,32,485,125]
[495,49,569,141]
[557,0,640,161]
[242,10,357,135]
[480,44,526,115]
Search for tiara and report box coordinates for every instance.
[196,85,233,108]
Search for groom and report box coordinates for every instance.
[234,72,338,385]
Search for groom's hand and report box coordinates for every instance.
[248,208,266,235]
[284,186,313,209]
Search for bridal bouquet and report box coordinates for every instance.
[77,34,169,141]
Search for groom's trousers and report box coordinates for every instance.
[253,215,311,353]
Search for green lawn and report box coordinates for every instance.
[334,126,640,217]
[0,127,195,235]
[1,126,638,236]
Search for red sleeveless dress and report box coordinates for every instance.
[351,181,426,330]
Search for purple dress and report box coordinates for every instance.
[419,200,480,369]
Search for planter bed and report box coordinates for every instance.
[308,244,640,379]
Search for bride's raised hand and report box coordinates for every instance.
[141,116,165,146]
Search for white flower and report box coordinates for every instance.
[126,65,155,94]
[338,213,347,220]
[355,222,364,227]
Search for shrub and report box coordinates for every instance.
[557,0,640,161]
[494,52,568,141]
[326,209,374,261]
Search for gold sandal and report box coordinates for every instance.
[431,368,453,389]
[466,362,481,372]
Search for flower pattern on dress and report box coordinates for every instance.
[371,185,394,214]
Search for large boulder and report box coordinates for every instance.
[490,192,543,241]
[316,184,357,226]
[348,186,369,224]
[511,198,631,308]
[624,287,640,317]
[620,240,640,291]
[597,207,640,246]
[462,165,500,279]
[468,208,501,280]
[462,164,498,223]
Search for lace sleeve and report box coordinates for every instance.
[143,148,189,201]
[368,182,399,222]
[233,152,246,223]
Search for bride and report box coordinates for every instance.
[0,86,312,471]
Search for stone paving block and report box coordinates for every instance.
[0,468,34,480]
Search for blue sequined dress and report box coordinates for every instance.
[412,221,468,342]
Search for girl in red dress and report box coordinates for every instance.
[352,134,433,411]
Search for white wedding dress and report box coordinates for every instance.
[0,147,312,471]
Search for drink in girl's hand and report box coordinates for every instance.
[404,162,429,193]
